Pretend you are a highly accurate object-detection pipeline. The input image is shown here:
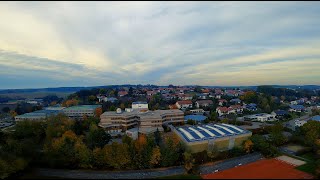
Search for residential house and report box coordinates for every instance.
[230,98,241,104]
[271,110,288,119]
[229,105,244,114]
[176,100,193,109]
[245,103,257,111]
[97,95,108,102]
[289,105,305,112]
[197,93,207,99]
[195,100,213,108]
[177,94,193,101]
[218,99,227,106]
[216,107,229,116]
[201,89,210,95]
[118,91,128,97]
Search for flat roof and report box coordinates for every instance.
[101,109,183,117]
[132,101,148,104]
[15,109,62,118]
[185,115,207,121]
[63,105,101,111]
[176,123,249,142]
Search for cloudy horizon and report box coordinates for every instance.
[1,1,320,89]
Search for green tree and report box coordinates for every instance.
[2,106,10,113]
[268,123,288,146]
[301,121,320,147]
[86,124,111,149]
[154,128,161,146]
[99,88,106,95]
[210,111,219,121]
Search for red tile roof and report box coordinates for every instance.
[217,107,229,112]
[177,100,192,105]
[197,100,213,105]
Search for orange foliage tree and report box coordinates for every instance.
[95,107,103,118]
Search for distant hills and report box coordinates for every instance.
[0,84,319,94]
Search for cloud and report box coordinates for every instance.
[0,1,320,88]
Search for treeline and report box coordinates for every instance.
[239,91,282,113]
[257,85,318,99]
[0,114,186,178]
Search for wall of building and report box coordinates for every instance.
[174,128,252,153]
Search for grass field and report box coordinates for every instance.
[155,174,202,179]
[300,152,315,161]
[296,162,317,175]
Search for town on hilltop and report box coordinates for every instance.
[1,85,320,179]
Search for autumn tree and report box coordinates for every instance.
[44,130,91,168]
[150,146,161,168]
[183,151,195,174]
[95,107,103,118]
[9,110,17,117]
[243,139,254,153]
[62,99,79,107]
[104,142,131,169]
[120,103,125,110]
[45,114,74,141]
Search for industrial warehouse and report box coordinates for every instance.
[173,123,252,153]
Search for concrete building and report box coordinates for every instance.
[63,105,101,120]
[99,109,184,135]
[173,123,252,153]
[132,101,148,110]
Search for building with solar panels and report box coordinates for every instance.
[172,123,252,153]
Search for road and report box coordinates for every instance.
[283,107,312,131]
[34,153,263,179]
[200,152,263,174]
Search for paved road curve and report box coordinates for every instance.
[35,152,262,179]
[283,107,312,131]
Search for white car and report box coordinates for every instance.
[214,170,219,173]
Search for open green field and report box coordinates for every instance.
[295,162,317,175]
[155,174,202,179]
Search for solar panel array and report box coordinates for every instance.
[177,123,247,142]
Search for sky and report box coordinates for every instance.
[1,1,320,89]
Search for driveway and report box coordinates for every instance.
[34,153,263,179]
